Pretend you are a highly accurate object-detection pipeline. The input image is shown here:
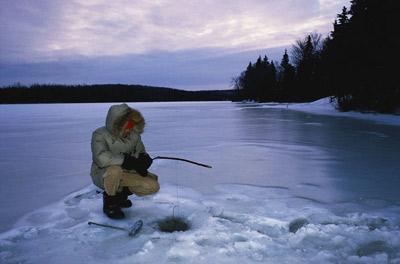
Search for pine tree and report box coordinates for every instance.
[294,35,315,100]
[244,62,255,100]
[338,6,349,25]
[323,0,399,112]
[279,50,296,100]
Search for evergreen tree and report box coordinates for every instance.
[279,49,296,100]
[323,0,399,112]
[337,6,349,25]
[233,0,399,111]
[243,62,255,100]
[292,34,320,101]
[269,61,277,100]
[234,54,279,102]
[254,56,264,100]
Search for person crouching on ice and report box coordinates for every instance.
[90,103,159,219]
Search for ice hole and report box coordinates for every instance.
[157,217,190,233]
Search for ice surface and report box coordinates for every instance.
[1,100,400,263]
[0,184,399,263]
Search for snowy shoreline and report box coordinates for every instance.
[254,97,400,127]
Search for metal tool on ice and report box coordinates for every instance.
[88,220,143,237]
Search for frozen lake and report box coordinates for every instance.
[0,101,399,263]
[1,101,399,232]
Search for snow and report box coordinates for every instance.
[1,183,399,263]
[259,97,400,127]
[1,100,400,263]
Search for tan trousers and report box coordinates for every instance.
[103,166,160,196]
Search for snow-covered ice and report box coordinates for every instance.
[1,183,399,263]
[259,97,400,127]
[0,100,399,263]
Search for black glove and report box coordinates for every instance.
[121,154,140,171]
[138,153,153,169]
[121,153,149,177]
[135,166,148,177]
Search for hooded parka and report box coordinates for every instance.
[90,103,147,189]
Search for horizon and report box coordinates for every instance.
[0,0,350,90]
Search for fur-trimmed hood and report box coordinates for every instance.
[91,103,147,189]
[105,103,145,137]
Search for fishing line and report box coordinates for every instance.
[173,160,180,218]
[153,154,212,232]
[152,155,212,219]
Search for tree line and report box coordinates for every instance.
[0,84,233,104]
[233,0,399,113]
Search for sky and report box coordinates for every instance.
[0,0,350,90]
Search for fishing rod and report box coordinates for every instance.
[152,156,212,169]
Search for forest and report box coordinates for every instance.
[0,84,233,104]
[233,0,399,113]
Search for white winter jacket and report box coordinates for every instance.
[90,104,146,189]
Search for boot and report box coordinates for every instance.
[103,192,125,219]
[118,187,133,208]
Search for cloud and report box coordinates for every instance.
[0,0,350,63]
[0,46,287,89]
